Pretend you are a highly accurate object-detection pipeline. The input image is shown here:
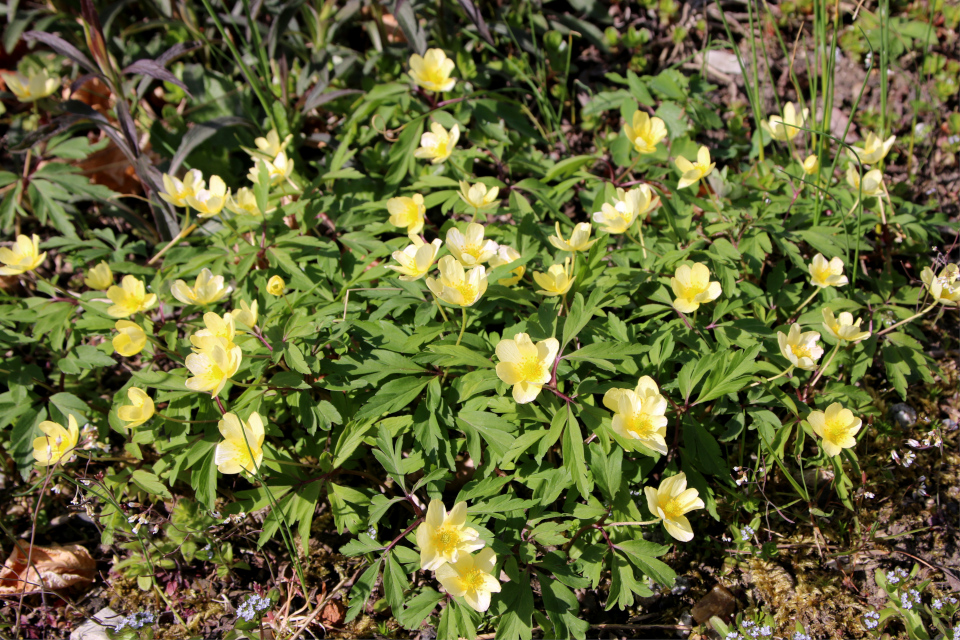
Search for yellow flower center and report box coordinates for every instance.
[790,344,814,359]
[462,243,484,261]
[517,356,546,382]
[676,282,704,300]
[433,526,462,556]
[823,417,847,444]
[626,412,655,439]
[423,67,447,85]
[463,567,487,590]
[454,282,477,303]
[659,497,684,522]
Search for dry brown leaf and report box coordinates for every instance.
[0,543,96,594]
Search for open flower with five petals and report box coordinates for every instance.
[5,69,59,102]
[106,275,157,318]
[592,186,660,235]
[623,110,667,155]
[761,102,808,141]
[242,129,293,160]
[644,473,704,542]
[549,222,596,253]
[921,264,960,307]
[387,194,426,234]
[185,175,228,218]
[409,49,457,93]
[415,123,459,164]
[670,263,721,313]
[458,181,499,212]
[159,169,204,208]
[808,254,848,288]
[533,260,574,297]
[33,415,79,466]
[778,323,823,371]
[248,152,294,186]
[387,236,443,281]
[822,308,871,344]
[415,499,484,571]
[494,333,559,404]
[808,403,862,457]
[0,234,46,276]
[215,411,265,474]
[675,146,716,190]
[602,376,669,455]
[171,268,232,306]
[426,256,487,307]
[118,388,154,429]
[225,187,264,217]
[446,222,498,266]
[436,548,501,613]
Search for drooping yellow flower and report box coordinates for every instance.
[214,411,265,475]
[415,499,484,571]
[533,259,574,297]
[458,181,499,211]
[386,236,443,281]
[5,69,59,102]
[386,194,426,234]
[549,222,596,253]
[494,333,559,404]
[808,403,862,457]
[83,261,113,290]
[266,275,285,296]
[644,473,704,542]
[409,48,457,93]
[778,323,823,371]
[761,102,808,141]
[921,264,960,307]
[106,275,157,318]
[191,311,237,347]
[33,414,80,467]
[602,376,669,455]
[159,169,205,208]
[113,320,147,356]
[248,152,294,186]
[225,187,264,217]
[623,110,668,155]
[185,175,228,218]
[592,186,660,235]
[171,268,232,306]
[118,388,154,429]
[802,155,820,175]
[822,308,871,344]
[675,146,716,190]
[849,131,896,165]
[184,336,242,397]
[0,234,46,276]
[242,129,293,160]
[845,165,885,198]
[808,254,848,289]
[415,123,459,164]
[670,262,722,313]
[232,300,259,329]
[445,222,498,266]
[488,245,524,286]
[426,256,488,307]
[436,548,501,613]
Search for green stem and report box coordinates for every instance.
[875,302,937,337]
[808,342,840,390]
[791,289,821,321]
[749,365,795,387]
[456,307,468,346]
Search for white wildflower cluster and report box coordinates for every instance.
[740,525,755,541]
[732,466,750,486]
[237,594,271,621]
[115,611,155,631]
[891,449,917,467]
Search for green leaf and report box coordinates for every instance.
[192,445,218,510]
[684,419,726,476]
[563,407,592,498]
[383,551,409,613]
[131,470,173,500]
[694,346,760,405]
[425,344,494,368]
[543,155,595,182]
[495,578,534,640]
[616,539,676,587]
[284,343,312,375]
[397,588,443,629]
[356,376,430,420]
[456,410,517,460]
[345,560,382,623]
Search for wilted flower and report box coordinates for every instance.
[83,261,113,289]
[494,333,559,404]
[675,146,716,190]
[623,110,668,155]
[821,308,871,343]
[436,548,501,612]
[602,376,669,455]
[118,388,154,429]
[488,246,524,286]
[920,264,960,306]
[266,275,285,297]
[645,473,704,542]
[171,268,232,306]
[458,181,499,211]
[808,403,862,457]
[159,169,204,208]
[386,236,443,281]
[225,187,263,217]
[0,234,46,276]
[446,222,498,266]
[232,300,259,328]
[185,175,228,217]
[4,68,59,102]
[409,49,457,93]
[215,411,265,474]
[415,123,459,164]
[242,129,292,160]
[778,323,823,371]
[592,186,660,235]
[549,222,596,253]
[849,132,896,164]
[106,276,157,318]
[415,499,484,571]
[33,415,79,466]
[808,254,848,288]
[802,155,820,175]
[762,102,808,141]
[845,165,885,198]
[113,320,147,356]
[248,152,294,186]
[426,256,487,307]
[533,260,574,297]
[386,194,426,234]
[671,262,722,313]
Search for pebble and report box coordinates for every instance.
[889,403,917,428]
[70,608,121,640]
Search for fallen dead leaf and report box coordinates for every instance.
[0,543,96,595]
[320,599,346,627]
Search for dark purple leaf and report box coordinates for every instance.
[124,59,192,97]
[302,88,362,114]
[457,0,494,45]
[23,31,97,74]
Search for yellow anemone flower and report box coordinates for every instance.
[386,237,443,281]
[494,333,559,404]
[802,155,820,175]
[778,323,823,371]
[675,146,716,190]
[592,186,660,235]
[191,311,237,348]
[266,275,285,296]
[921,264,960,307]
[248,152,294,186]
[761,102,808,141]
[808,254,848,288]
[602,376,669,455]
[118,388,154,429]
[670,262,722,313]
[458,181,499,211]
[848,131,896,165]
[159,169,204,208]
[0,234,46,276]
[106,275,157,318]
[549,222,596,253]
[5,69,60,102]
[225,187,264,217]
[808,403,862,457]
[426,256,487,307]
[386,193,426,235]
[436,548,501,613]
[845,165,885,198]
[488,245,524,286]
[215,411,265,474]
[232,300,259,329]
[415,499,484,571]
[415,123,459,164]
[171,268,232,306]
[83,261,113,290]
[409,48,457,93]
[242,129,293,160]
[644,473,704,542]
[33,414,80,466]
[623,110,668,155]
[821,308,871,344]
[185,175,228,218]
[533,259,575,297]
[445,222,498,266]
[184,336,242,397]
[113,320,147,356]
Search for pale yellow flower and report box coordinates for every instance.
[0,234,46,276]
[185,175,228,218]
[488,245,524,286]
[409,48,457,93]
[533,260,574,297]
[494,333,559,404]
[458,181,499,211]
[386,194,426,235]
[445,222,498,266]
[821,308,871,344]
[602,376,668,455]
[670,262,721,313]
[106,275,157,318]
[426,256,487,307]
[415,123,459,164]
[778,323,823,371]
[761,102,808,141]
[548,222,596,253]
[644,473,704,542]
[802,155,820,175]
[808,254,848,288]
[266,275,285,296]
[225,187,264,217]
[248,152,294,186]
[33,415,79,466]
[808,403,862,457]
[83,261,113,290]
[232,300,259,329]
[592,186,660,235]
[171,268,232,306]
[5,69,59,102]
[215,411,265,474]
[921,264,960,307]
[386,237,443,281]
[113,320,147,357]
[184,336,242,397]
[436,548,501,613]
[849,132,896,165]
[118,388,154,429]
[159,169,204,208]
[845,166,885,198]
[415,499,484,571]
[242,129,293,160]
[623,110,667,155]
[675,146,716,190]
[191,311,237,348]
